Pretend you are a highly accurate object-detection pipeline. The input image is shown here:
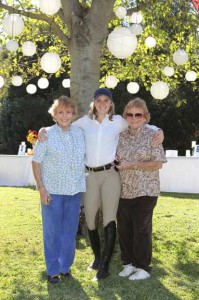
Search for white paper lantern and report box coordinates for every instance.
[0,76,5,88]
[130,24,143,35]
[3,14,24,36]
[185,70,197,82]
[107,27,138,59]
[22,41,36,56]
[39,0,61,15]
[12,76,23,86]
[105,75,118,89]
[38,78,49,89]
[145,36,156,48]
[173,50,188,65]
[130,12,143,24]
[163,66,175,77]
[127,82,140,94]
[62,79,70,88]
[150,81,169,100]
[26,84,37,94]
[41,52,61,73]
[6,40,19,52]
[115,7,127,19]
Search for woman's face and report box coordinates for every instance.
[54,106,74,130]
[94,95,112,115]
[126,106,146,130]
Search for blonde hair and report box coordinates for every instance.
[123,97,150,123]
[48,95,78,122]
[88,100,115,121]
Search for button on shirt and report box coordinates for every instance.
[73,115,159,168]
[32,124,86,195]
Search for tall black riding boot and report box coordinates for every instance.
[96,221,116,280]
[87,229,101,270]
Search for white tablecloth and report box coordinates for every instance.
[0,155,35,186]
[160,157,199,194]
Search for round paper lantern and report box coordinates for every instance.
[6,40,19,52]
[22,41,36,56]
[38,77,49,89]
[115,7,127,19]
[26,84,37,94]
[41,52,61,73]
[127,82,140,94]
[145,36,156,48]
[107,27,138,59]
[130,12,143,24]
[12,75,23,86]
[163,66,175,77]
[0,76,5,88]
[105,75,118,88]
[62,79,70,88]
[185,70,197,82]
[173,50,188,65]
[150,81,169,100]
[130,24,143,35]
[3,14,24,36]
[39,0,61,15]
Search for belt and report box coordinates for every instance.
[86,163,112,172]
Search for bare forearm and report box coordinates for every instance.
[32,161,44,189]
[118,161,162,171]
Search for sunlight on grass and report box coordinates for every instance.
[0,188,198,300]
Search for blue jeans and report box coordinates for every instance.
[41,193,82,276]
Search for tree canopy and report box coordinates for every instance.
[0,0,199,114]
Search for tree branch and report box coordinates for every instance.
[0,2,69,46]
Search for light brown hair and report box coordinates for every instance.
[123,97,150,123]
[48,95,78,122]
[88,99,115,121]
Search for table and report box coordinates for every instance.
[160,157,199,194]
[0,155,35,186]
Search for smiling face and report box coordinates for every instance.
[126,106,146,130]
[94,95,112,116]
[54,105,74,130]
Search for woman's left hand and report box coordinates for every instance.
[117,161,136,170]
[153,129,164,146]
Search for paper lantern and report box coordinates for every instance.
[173,50,188,65]
[185,70,197,81]
[26,84,37,94]
[130,12,143,24]
[107,27,138,59]
[6,40,19,52]
[62,79,70,88]
[3,14,24,36]
[22,41,36,56]
[150,81,169,100]
[0,76,5,88]
[12,76,23,86]
[38,78,49,89]
[130,24,143,35]
[105,75,118,89]
[39,0,61,15]
[145,36,156,48]
[127,82,140,94]
[115,7,127,19]
[41,52,61,73]
[163,66,175,77]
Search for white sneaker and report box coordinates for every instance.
[129,268,150,280]
[119,264,137,277]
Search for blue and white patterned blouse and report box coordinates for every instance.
[33,124,86,195]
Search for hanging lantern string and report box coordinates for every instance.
[11,0,15,38]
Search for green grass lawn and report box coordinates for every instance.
[0,187,198,300]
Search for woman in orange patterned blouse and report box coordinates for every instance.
[116,98,167,280]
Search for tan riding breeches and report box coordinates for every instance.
[82,167,121,230]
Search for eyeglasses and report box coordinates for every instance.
[126,113,143,119]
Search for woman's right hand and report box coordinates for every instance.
[39,187,51,205]
[38,127,48,141]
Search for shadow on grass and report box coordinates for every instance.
[160,192,199,200]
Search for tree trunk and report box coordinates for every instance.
[70,43,102,115]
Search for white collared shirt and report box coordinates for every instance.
[73,115,126,167]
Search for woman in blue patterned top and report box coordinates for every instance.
[32,95,86,284]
